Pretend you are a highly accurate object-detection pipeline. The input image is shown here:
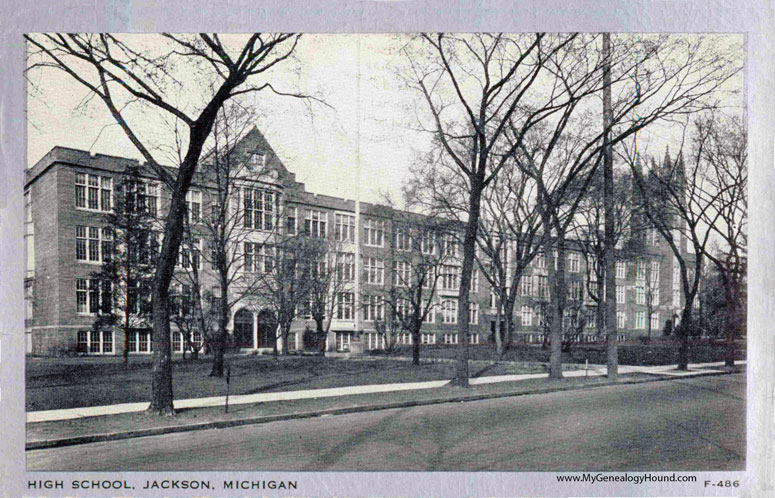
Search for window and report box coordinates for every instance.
[76,279,110,314]
[393,261,411,287]
[421,332,436,345]
[398,333,412,345]
[568,281,582,301]
[469,270,479,293]
[553,250,559,270]
[366,333,384,350]
[617,311,626,329]
[335,213,355,242]
[440,265,459,290]
[180,190,199,224]
[521,276,533,297]
[636,259,647,281]
[537,275,549,298]
[673,288,681,307]
[244,242,272,273]
[568,253,580,273]
[616,285,625,304]
[286,207,297,235]
[647,228,659,246]
[421,232,435,255]
[534,252,546,269]
[305,209,327,238]
[636,286,646,305]
[650,261,660,282]
[243,188,275,230]
[364,219,384,247]
[441,234,458,257]
[616,261,626,279]
[489,291,497,309]
[394,226,411,251]
[586,312,597,329]
[469,333,480,344]
[363,295,385,321]
[650,286,660,305]
[521,305,532,326]
[180,238,202,269]
[75,173,112,211]
[443,333,458,344]
[76,330,113,355]
[336,252,355,282]
[363,257,384,285]
[441,299,458,324]
[650,312,660,331]
[635,311,646,329]
[76,226,112,263]
[335,293,354,320]
[469,303,479,325]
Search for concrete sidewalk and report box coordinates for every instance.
[26,361,741,424]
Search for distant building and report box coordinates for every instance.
[24,128,691,356]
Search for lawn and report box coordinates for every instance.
[381,339,746,366]
[26,354,562,411]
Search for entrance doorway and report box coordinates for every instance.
[233,309,254,348]
[257,309,277,349]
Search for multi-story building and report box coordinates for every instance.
[24,128,691,356]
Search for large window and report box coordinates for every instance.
[186,190,201,224]
[334,213,355,242]
[616,285,625,304]
[441,299,458,324]
[650,261,660,282]
[521,276,533,296]
[335,292,354,320]
[650,312,660,331]
[568,253,580,273]
[635,311,646,329]
[421,231,435,255]
[179,238,202,269]
[243,243,272,273]
[77,330,114,355]
[76,279,111,314]
[363,295,384,321]
[76,226,112,263]
[305,209,327,238]
[534,252,546,269]
[286,206,297,235]
[364,219,384,247]
[616,261,626,279]
[636,259,647,281]
[636,285,646,305]
[75,173,112,212]
[537,275,549,298]
[363,257,384,285]
[568,280,583,301]
[243,188,275,230]
[393,261,410,287]
[336,252,355,282]
[127,329,153,354]
[440,265,459,290]
[521,305,532,326]
[394,226,411,251]
[468,303,479,325]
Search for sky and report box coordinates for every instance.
[26,33,743,206]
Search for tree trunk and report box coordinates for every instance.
[724,284,736,367]
[504,296,517,350]
[411,323,421,366]
[209,283,229,377]
[451,176,484,388]
[677,306,692,370]
[493,300,503,356]
[602,32,619,380]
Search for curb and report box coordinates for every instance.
[26,369,738,451]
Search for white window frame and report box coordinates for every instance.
[335,213,356,242]
[75,173,113,212]
[363,219,385,247]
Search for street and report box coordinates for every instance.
[27,374,745,471]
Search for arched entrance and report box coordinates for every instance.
[233,309,254,349]
[257,309,277,349]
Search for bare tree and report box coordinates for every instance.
[26,33,307,414]
[403,33,588,386]
[627,114,746,368]
[376,206,455,365]
[91,164,158,367]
